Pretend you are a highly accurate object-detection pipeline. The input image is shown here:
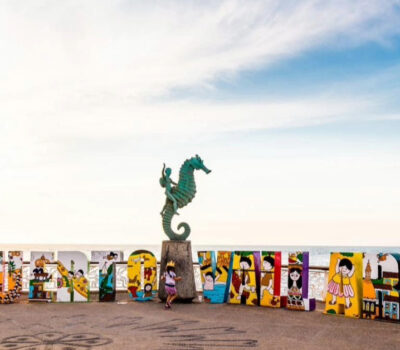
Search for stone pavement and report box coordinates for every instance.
[0,300,399,349]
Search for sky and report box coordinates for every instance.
[1,0,400,246]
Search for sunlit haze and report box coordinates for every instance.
[1,1,400,246]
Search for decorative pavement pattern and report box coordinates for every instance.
[0,315,257,350]
[105,317,258,350]
[0,332,112,350]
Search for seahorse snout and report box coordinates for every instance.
[202,166,211,174]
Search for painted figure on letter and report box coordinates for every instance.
[288,268,302,297]
[260,256,274,299]
[236,257,255,303]
[327,258,355,309]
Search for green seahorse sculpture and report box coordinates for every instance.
[160,155,211,241]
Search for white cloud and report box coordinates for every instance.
[1,0,399,142]
[1,0,400,98]
[1,0,399,146]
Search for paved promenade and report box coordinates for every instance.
[0,299,399,350]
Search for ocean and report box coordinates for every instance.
[1,243,400,267]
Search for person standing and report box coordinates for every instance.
[161,261,182,309]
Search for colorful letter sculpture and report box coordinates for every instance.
[0,251,23,304]
[324,252,363,318]
[0,252,3,293]
[91,251,123,302]
[259,251,286,308]
[198,251,232,303]
[57,251,90,302]
[127,250,157,301]
[215,251,233,303]
[229,251,258,306]
[286,251,315,311]
[198,251,214,301]
[29,252,56,302]
[362,253,400,322]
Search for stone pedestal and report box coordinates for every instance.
[158,240,197,301]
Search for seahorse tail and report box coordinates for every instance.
[162,203,191,241]
[177,222,191,239]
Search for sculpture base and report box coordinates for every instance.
[158,240,197,302]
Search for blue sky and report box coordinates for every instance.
[167,38,400,101]
[0,1,399,246]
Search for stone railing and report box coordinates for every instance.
[17,262,329,301]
